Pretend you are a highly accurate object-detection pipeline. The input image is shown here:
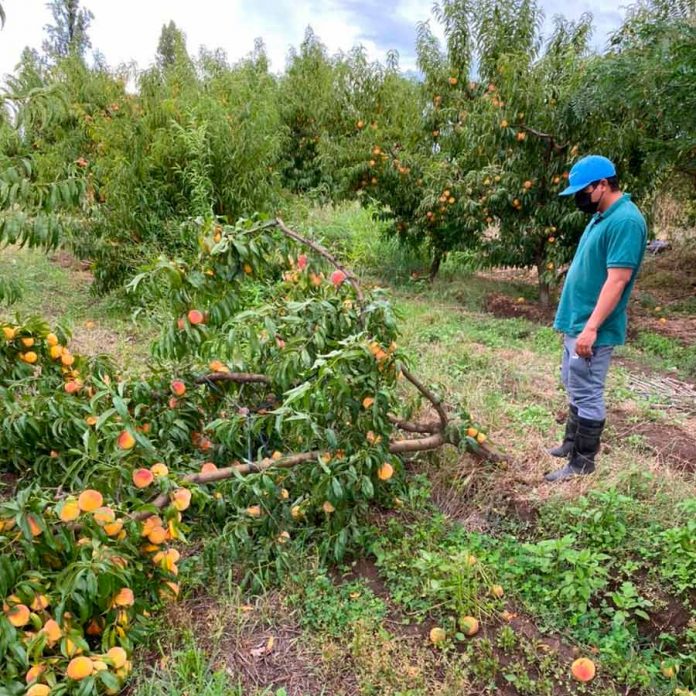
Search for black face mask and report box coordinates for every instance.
[575,189,604,215]
[574,186,600,215]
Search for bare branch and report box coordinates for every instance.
[389,433,446,453]
[387,414,441,433]
[399,366,448,430]
[520,125,568,152]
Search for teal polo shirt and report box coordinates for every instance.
[554,194,647,346]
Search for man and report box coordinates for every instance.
[545,155,647,482]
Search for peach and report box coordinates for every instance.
[378,463,394,481]
[172,488,191,511]
[187,309,205,325]
[6,603,30,627]
[429,627,446,644]
[571,657,596,682]
[103,519,123,537]
[66,655,93,680]
[151,462,169,478]
[330,270,346,288]
[112,587,134,607]
[25,663,46,684]
[458,615,480,636]
[42,619,62,643]
[92,506,115,526]
[78,489,103,512]
[117,430,136,450]
[106,646,127,669]
[132,468,154,488]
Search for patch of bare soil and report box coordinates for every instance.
[336,556,436,642]
[485,292,556,324]
[628,308,696,346]
[610,409,696,474]
[49,250,92,275]
[0,472,18,501]
[341,556,585,696]
[637,243,696,305]
[158,592,343,696]
[637,592,694,640]
[68,325,132,358]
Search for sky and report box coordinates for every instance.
[0,0,626,80]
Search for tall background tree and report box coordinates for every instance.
[156,20,189,69]
[42,0,94,59]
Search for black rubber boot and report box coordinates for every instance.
[548,404,579,458]
[544,417,605,482]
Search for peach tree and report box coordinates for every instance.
[362,0,664,301]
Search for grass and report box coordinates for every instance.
[2,205,696,695]
[0,246,156,369]
[130,637,243,696]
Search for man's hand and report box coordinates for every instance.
[575,326,598,358]
[575,268,632,358]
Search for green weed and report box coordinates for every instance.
[130,635,241,696]
[289,572,387,638]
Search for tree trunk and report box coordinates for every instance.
[429,249,444,282]
[537,264,551,308]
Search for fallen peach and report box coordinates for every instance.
[571,657,596,682]
[458,615,480,636]
[429,627,446,644]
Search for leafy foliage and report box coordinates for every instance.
[0,217,477,694]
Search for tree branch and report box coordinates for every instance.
[131,429,481,518]
[387,414,441,433]
[389,432,446,453]
[131,452,320,520]
[520,125,568,152]
[399,366,448,430]
[194,372,271,386]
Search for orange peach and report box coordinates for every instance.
[117,430,136,450]
[78,489,103,512]
[58,498,80,522]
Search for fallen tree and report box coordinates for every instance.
[0,216,497,695]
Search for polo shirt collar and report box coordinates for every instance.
[594,193,631,222]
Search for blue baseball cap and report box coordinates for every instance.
[559,155,616,196]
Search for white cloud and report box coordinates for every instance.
[0,0,402,80]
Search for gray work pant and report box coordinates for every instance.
[560,335,614,421]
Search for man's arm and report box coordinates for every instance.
[575,267,633,358]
